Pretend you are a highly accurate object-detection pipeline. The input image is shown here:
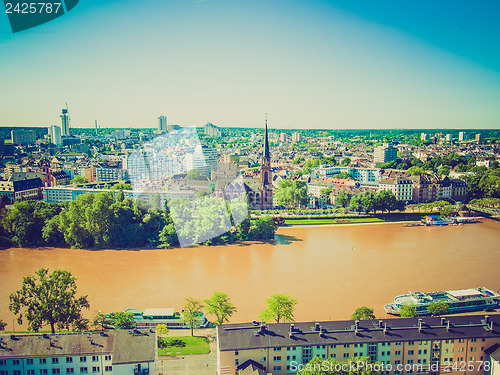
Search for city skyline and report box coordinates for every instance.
[1,0,500,129]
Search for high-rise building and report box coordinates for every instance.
[420,132,428,141]
[280,133,288,143]
[445,134,452,142]
[10,130,36,145]
[292,132,302,142]
[373,143,397,164]
[158,115,167,132]
[60,108,70,136]
[476,133,483,143]
[459,131,468,141]
[204,122,222,137]
[48,125,62,146]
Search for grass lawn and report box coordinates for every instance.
[158,336,210,356]
[284,217,383,225]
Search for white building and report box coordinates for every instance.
[49,126,62,146]
[315,166,380,183]
[378,177,413,202]
[60,109,70,137]
[291,132,302,142]
[373,143,397,164]
[0,329,156,375]
[459,131,468,142]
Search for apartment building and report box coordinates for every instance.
[378,178,414,203]
[0,329,156,375]
[217,315,500,375]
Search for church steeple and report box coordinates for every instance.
[264,115,270,160]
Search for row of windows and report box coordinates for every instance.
[1,357,111,367]
[0,368,111,375]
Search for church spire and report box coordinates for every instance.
[264,113,270,159]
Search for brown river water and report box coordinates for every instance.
[1,220,499,329]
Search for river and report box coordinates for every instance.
[1,220,499,329]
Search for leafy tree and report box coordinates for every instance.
[249,216,277,240]
[9,268,90,333]
[70,176,88,184]
[349,194,364,214]
[333,171,351,179]
[335,190,351,208]
[110,312,135,329]
[93,311,112,331]
[427,301,449,316]
[351,306,375,320]
[181,297,204,336]
[186,169,208,180]
[399,304,418,318]
[341,157,351,166]
[110,183,132,190]
[156,323,169,337]
[0,319,6,331]
[72,317,90,332]
[204,291,237,325]
[259,293,297,323]
[42,215,66,247]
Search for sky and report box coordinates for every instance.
[0,0,499,130]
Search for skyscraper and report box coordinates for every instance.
[60,108,70,136]
[49,125,62,146]
[158,115,167,132]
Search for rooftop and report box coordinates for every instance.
[0,329,156,364]
[217,314,500,352]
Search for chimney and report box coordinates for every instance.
[315,322,320,331]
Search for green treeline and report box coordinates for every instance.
[0,192,276,249]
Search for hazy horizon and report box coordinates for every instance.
[1,0,499,130]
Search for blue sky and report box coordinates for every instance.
[1,0,499,129]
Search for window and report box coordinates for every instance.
[235,360,239,366]
[52,370,60,374]
[459,339,464,343]
[331,354,336,358]
[273,347,281,352]
[13,361,19,366]
[408,350,414,355]
[40,359,47,365]
[104,368,112,372]
[409,341,414,345]
[80,358,86,363]
[344,353,349,358]
[273,356,281,361]
[423,350,427,355]
[418,350,421,355]
[0,362,5,366]
[471,338,477,342]
[395,342,402,346]
[40,370,48,375]
[27,371,35,375]
[395,351,401,356]
[273,366,281,371]
[91,368,99,373]
[0,371,7,375]
[66,358,73,363]
[261,357,266,363]
[52,359,59,364]
[67,369,74,374]
[13,371,21,375]
[344,344,350,348]
[92,357,98,363]
[104,356,111,361]
[80,368,88,374]
[471,348,476,352]
[292,356,296,360]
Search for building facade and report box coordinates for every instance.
[374,143,398,165]
[158,116,167,133]
[11,130,36,145]
[0,329,156,375]
[217,315,500,375]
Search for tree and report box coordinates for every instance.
[181,297,204,336]
[427,301,449,316]
[204,291,237,325]
[156,323,169,337]
[110,183,132,190]
[0,319,6,331]
[259,293,297,323]
[9,268,90,333]
[399,304,418,318]
[351,306,375,320]
[336,190,351,208]
[71,176,88,184]
[249,216,277,240]
[110,312,135,329]
[341,157,351,166]
[186,169,208,181]
[93,311,112,331]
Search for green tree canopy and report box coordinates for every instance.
[110,312,135,329]
[9,268,90,333]
[0,319,6,331]
[181,297,204,336]
[110,183,132,190]
[204,291,237,325]
[351,306,375,320]
[427,301,449,316]
[156,323,169,337]
[259,293,298,323]
[399,304,418,318]
[93,311,112,331]
[71,176,88,184]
